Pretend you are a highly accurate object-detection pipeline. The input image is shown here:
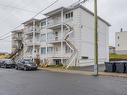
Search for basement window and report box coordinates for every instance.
[81,56,89,60]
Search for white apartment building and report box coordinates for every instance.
[115,30,127,54]
[12,5,110,67]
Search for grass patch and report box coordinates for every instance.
[110,53,127,61]
[0,55,9,59]
[46,64,63,68]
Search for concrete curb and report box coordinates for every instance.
[99,72,127,78]
[39,68,94,76]
[39,68,127,78]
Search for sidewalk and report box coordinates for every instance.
[39,67,127,78]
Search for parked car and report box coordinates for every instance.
[15,59,38,71]
[0,59,5,68]
[1,59,15,68]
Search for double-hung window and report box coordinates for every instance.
[41,48,46,55]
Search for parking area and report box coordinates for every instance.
[0,68,127,95]
[0,59,38,71]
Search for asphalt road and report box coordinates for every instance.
[0,68,127,95]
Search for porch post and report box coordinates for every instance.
[33,20,36,62]
[61,8,64,64]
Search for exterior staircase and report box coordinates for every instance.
[64,24,79,69]
[9,41,23,60]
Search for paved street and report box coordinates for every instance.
[0,68,127,95]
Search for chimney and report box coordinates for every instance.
[120,28,123,32]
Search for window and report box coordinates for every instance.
[81,56,89,60]
[41,34,46,42]
[70,12,73,17]
[54,32,58,36]
[65,12,73,19]
[118,44,120,47]
[47,33,53,42]
[47,47,53,54]
[41,48,46,54]
[66,14,68,19]
[118,36,119,39]
[41,21,46,26]
[54,47,58,52]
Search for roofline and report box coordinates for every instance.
[44,5,111,26]
[44,7,68,16]
[11,29,23,33]
[22,18,40,25]
[79,5,111,26]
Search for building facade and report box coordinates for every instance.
[115,31,127,54]
[12,5,110,67]
[11,29,24,60]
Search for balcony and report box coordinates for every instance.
[47,17,73,30]
[25,38,40,46]
[47,18,63,29]
[47,31,67,44]
[24,26,41,35]
[47,36,64,44]
[12,36,22,41]
[47,52,71,59]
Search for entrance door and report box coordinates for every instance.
[54,59,61,65]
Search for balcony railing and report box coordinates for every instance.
[25,38,40,46]
[12,36,22,40]
[47,31,67,43]
[47,19,61,29]
[24,26,41,34]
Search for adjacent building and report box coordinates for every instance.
[11,5,110,67]
[115,30,127,54]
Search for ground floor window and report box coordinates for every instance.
[41,48,46,54]
[47,47,53,54]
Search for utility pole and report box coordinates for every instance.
[94,0,98,76]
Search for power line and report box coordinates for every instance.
[0,0,59,39]
[0,24,23,38]
[0,3,37,13]
[13,0,59,29]
[0,0,38,29]
[32,0,59,18]
[0,35,11,40]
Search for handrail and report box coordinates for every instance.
[64,23,78,69]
